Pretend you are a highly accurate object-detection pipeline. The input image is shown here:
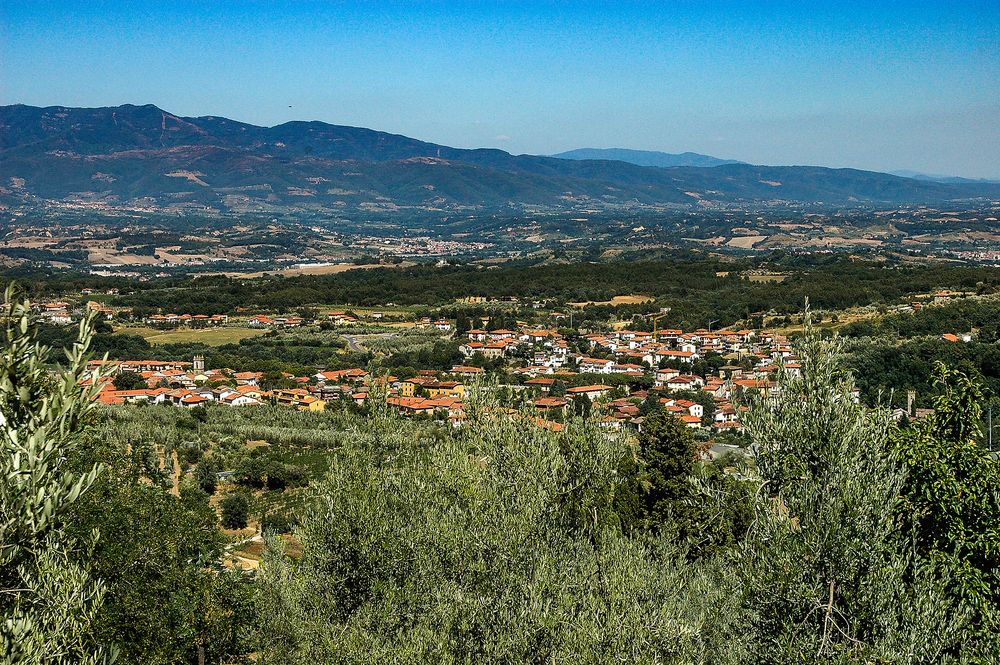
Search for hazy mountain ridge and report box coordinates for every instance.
[3,104,999,214]
[888,170,1000,185]
[551,148,743,168]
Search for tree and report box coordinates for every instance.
[296,307,319,322]
[65,465,223,665]
[0,286,115,664]
[635,409,698,536]
[570,394,592,418]
[732,313,967,661]
[195,457,219,495]
[894,363,1000,659]
[220,494,250,530]
[112,370,145,391]
[256,393,733,662]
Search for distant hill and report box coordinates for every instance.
[551,148,742,168]
[889,170,1000,185]
[2,104,999,215]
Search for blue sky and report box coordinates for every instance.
[3,1,998,178]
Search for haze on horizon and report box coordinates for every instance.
[2,1,998,179]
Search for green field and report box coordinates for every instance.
[119,326,270,346]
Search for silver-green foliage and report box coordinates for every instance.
[363,328,447,355]
[255,314,981,663]
[735,314,967,662]
[0,288,116,664]
[258,394,734,664]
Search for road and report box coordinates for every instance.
[342,334,366,353]
[342,332,398,353]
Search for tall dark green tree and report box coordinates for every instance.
[112,371,146,391]
[895,362,1000,659]
[637,409,697,533]
[221,494,250,530]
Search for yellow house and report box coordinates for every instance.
[400,376,438,397]
[272,388,325,411]
[300,396,325,412]
[424,381,465,399]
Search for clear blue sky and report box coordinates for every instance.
[3,1,998,178]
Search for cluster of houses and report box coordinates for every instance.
[145,313,229,327]
[83,315,821,437]
[89,358,266,408]
[246,314,307,328]
[35,300,114,324]
[86,356,472,420]
[449,324,815,433]
[36,301,75,325]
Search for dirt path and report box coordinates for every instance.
[169,450,181,497]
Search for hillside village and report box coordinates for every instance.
[37,285,980,443]
[81,321,820,437]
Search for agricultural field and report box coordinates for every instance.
[568,294,655,308]
[119,325,270,346]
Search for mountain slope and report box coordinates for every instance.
[2,104,999,214]
[551,148,742,168]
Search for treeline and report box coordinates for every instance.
[101,254,1000,327]
[31,324,370,375]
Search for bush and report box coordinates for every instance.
[195,458,219,494]
[261,511,297,535]
[220,494,250,530]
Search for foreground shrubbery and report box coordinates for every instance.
[256,323,997,663]
[3,290,999,663]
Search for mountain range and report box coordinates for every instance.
[550,148,742,168]
[2,103,999,215]
[887,170,1000,185]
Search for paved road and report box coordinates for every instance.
[342,334,366,352]
[341,332,398,353]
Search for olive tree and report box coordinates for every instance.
[256,390,735,663]
[731,314,966,663]
[0,287,116,664]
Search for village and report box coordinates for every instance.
[36,285,978,443]
[79,320,804,438]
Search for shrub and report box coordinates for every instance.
[220,494,250,530]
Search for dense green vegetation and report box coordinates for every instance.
[841,297,1000,408]
[0,292,113,663]
[846,336,1000,409]
[95,254,1000,329]
[842,297,1000,341]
